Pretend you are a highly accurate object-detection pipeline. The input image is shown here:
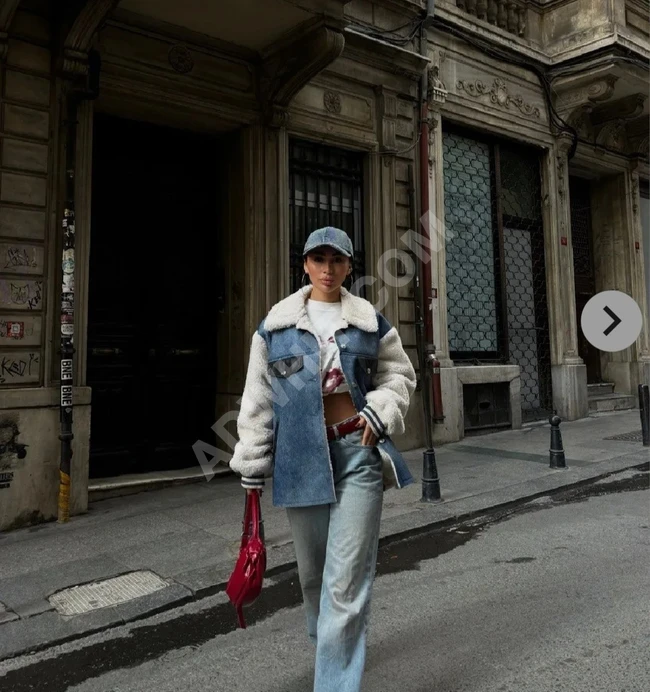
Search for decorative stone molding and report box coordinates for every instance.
[591,93,646,126]
[323,90,342,114]
[554,75,618,114]
[627,117,650,159]
[267,105,291,128]
[341,27,429,82]
[62,0,120,77]
[260,23,345,124]
[630,171,640,218]
[565,105,594,141]
[596,120,629,153]
[455,0,528,37]
[168,43,194,74]
[457,77,540,119]
[376,86,397,153]
[428,66,448,105]
[637,136,649,158]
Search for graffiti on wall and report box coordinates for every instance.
[0,243,43,276]
[0,351,40,384]
[0,280,43,311]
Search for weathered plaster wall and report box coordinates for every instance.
[0,3,53,390]
[0,388,91,531]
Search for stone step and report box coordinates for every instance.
[588,394,637,413]
[587,382,615,397]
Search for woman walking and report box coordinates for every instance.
[230,226,416,691]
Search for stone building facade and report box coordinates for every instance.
[0,0,647,530]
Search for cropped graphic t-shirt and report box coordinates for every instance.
[305,299,350,396]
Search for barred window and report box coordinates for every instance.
[289,139,365,294]
[443,131,500,357]
[443,126,552,420]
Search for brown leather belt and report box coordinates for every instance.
[326,415,361,441]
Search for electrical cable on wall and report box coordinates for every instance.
[428,16,649,161]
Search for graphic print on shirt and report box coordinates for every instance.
[305,300,350,396]
[322,336,345,394]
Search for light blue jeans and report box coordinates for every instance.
[286,428,384,692]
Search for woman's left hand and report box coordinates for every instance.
[356,417,378,446]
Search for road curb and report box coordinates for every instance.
[1,457,648,663]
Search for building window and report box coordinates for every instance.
[442,126,552,421]
[289,139,365,293]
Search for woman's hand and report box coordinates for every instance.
[355,417,378,446]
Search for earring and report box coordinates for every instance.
[301,273,310,288]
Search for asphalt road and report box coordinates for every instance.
[1,465,648,692]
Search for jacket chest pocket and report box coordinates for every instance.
[269,355,304,378]
[356,356,378,388]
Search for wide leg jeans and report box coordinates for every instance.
[286,429,384,692]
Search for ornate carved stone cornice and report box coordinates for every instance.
[591,93,647,126]
[565,105,594,141]
[260,21,345,124]
[342,27,429,81]
[563,94,648,158]
[554,74,618,114]
[428,50,448,106]
[457,77,541,119]
[62,0,120,77]
[628,117,650,159]
[0,0,21,62]
[595,120,629,153]
[375,85,397,153]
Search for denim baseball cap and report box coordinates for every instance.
[303,226,353,257]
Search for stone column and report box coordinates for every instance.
[591,165,650,393]
[214,120,289,446]
[372,86,399,328]
[428,109,452,368]
[629,164,650,388]
[543,136,588,419]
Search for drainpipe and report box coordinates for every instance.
[57,49,100,523]
[417,1,443,502]
[419,0,443,425]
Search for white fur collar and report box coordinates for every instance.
[264,286,378,333]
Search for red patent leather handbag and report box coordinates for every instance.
[225,489,266,629]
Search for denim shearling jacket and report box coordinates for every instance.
[229,286,417,507]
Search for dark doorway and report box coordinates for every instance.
[87,114,220,479]
[570,177,602,384]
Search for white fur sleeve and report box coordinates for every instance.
[229,331,274,487]
[360,327,416,437]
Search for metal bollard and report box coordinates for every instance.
[421,448,443,502]
[549,414,567,469]
[638,384,650,446]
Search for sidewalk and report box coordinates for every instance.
[1,410,648,661]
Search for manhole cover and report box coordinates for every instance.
[48,571,169,615]
[604,430,643,442]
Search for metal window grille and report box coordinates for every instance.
[442,126,552,421]
[289,139,365,294]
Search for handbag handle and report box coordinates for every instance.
[240,490,262,545]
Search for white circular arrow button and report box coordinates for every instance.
[580,291,643,352]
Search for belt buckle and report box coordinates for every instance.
[333,423,340,440]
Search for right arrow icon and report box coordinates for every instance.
[581,291,642,353]
[603,305,622,336]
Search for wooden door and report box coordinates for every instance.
[87,114,219,478]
